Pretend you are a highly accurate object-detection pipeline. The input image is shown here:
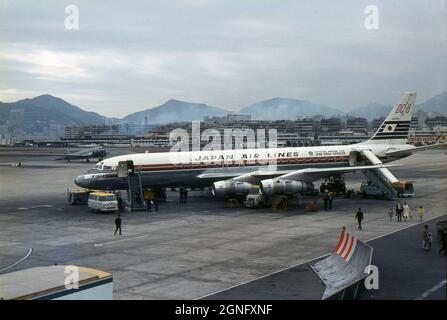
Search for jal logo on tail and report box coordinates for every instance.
[382,124,397,133]
[395,103,411,114]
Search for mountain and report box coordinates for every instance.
[123,99,230,125]
[418,92,447,115]
[19,94,106,124]
[0,94,110,137]
[349,102,392,120]
[0,94,107,126]
[239,98,343,120]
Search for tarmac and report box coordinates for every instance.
[0,147,446,299]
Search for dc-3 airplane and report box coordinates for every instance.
[74,92,445,198]
[55,146,107,163]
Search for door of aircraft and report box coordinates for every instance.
[117,160,135,177]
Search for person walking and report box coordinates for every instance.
[388,208,394,222]
[439,228,447,256]
[396,202,403,222]
[422,225,432,250]
[154,198,159,212]
[146,199,152,212]
[355,208,364,230]
[418,206,425,222]
[114,214,122,236]
[402,202,410,222]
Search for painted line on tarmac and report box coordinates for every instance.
[93,235,149,247]
[414,280,447,300]
[0,248,33,273]
[196,214,445,300]
[17,204,54,210]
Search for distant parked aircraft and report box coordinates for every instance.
[55,146,107,163]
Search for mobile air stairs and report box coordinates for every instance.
[351,149,414,199]
[117,160,146,211]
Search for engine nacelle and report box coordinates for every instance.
[260,179,314,196]
[211,180,252,197]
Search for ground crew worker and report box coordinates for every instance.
[355,208,364,230]
[184,189,188,203]
[418,206,425,221]
[114,214,122,236]
[146,199,152,212]
[179,188,184,203]
[323,193,329,211]
[154,198,159,212]
[439,228,447,256]
[328,191,334,210]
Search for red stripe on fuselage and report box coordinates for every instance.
[133,155,350,172]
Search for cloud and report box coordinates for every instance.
[0,0,445,116]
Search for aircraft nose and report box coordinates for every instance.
[74,175,89,188]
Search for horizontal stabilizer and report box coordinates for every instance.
[386,143,447,157]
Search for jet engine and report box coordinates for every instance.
[211,180,252,197]
[259,179,314,196]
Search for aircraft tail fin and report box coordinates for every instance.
[365,92,416,145]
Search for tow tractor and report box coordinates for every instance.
[319,176,347,195]
[244,186,267,208]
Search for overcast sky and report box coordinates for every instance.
[0,0,446,117]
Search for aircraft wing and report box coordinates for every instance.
[197,169,294,183]
[273,164,398,182]
[385,143,447,157]
[54,154,91,160]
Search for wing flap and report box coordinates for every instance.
[277,164,398,182]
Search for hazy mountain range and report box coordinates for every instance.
[240,98,343,120]
[1,92,446,133]
[122,99,228,125]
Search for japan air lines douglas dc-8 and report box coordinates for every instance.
[74,92,444,198]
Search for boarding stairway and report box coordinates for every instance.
[127,169,146,211]
[358,149,398,199]
[117,160,146,211]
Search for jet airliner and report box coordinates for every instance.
[74,92,445,197]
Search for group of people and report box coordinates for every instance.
[179,187,188,203]
[323,191,335,211]
[388,202,425,222]
[145,198,159,212]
